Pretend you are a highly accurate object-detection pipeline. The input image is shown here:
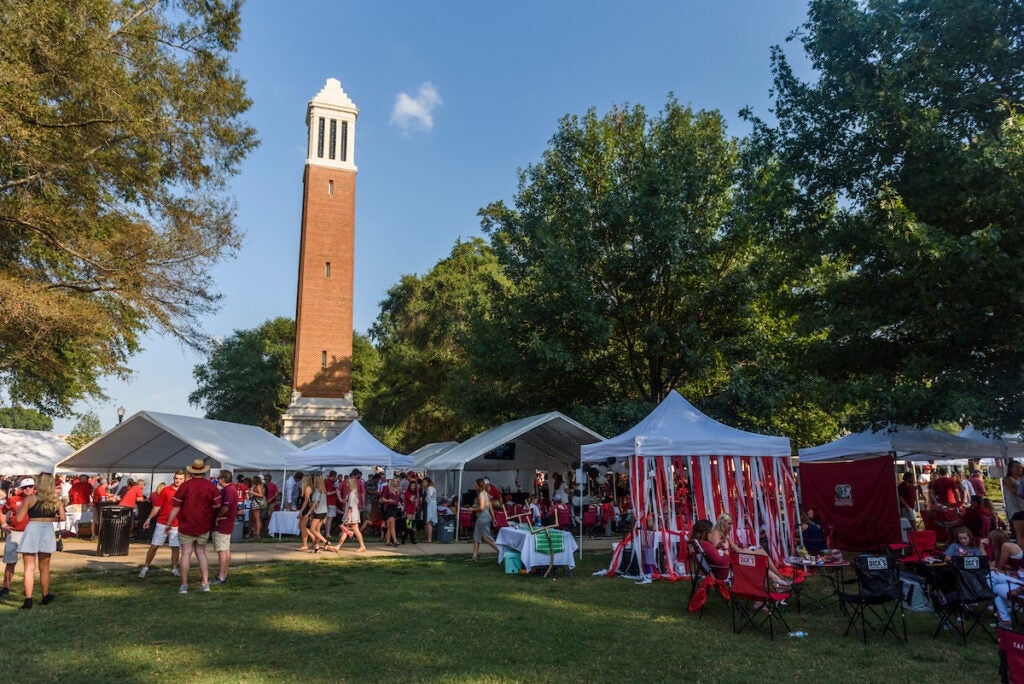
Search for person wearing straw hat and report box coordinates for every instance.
[166,460,222,594]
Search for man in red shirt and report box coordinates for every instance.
[166,460,221,593]
[138,471,185,578]
[68,475,92,506]
[90,477,108,540]
[119,479,146,509]
[211,470,238,586]
[930,467,959,506]
[264,474,279,512]
[0,479,32,597]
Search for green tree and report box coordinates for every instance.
[0,0,257,416]
[66,411,102,450]
[189,317,294,434]
[748,0,1024,432]
[363,238,508,450]
[350,331,380,415]
[0,406,53,430]
[477,98,759,426]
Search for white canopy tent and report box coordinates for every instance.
[581,391,796,580]
[0,428,75,476]
[957,424,1024,463]
[798,425,1003,463]
[283,420,412,470]
[411,441,460,471]
[57,411,297,475]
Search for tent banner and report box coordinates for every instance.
[800,456,900,550]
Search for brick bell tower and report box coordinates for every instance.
[280,78,360,445]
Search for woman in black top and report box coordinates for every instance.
[15,473,65,609]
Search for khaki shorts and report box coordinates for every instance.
[212,531,231,552]
[178,531,210,546]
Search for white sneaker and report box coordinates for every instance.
[171,568,180,577]
[138,566,148,578]
[178,585,188,594]
[199,583,210,592]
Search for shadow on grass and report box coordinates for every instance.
[0,553,999,683]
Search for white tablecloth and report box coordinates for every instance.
[268,511,300,537]
[496,527,577,571]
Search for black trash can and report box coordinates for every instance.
[135,501,153,541]
[96,505,132,556]
[436,514,456,543]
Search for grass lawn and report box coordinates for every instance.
[0,551,1000,683]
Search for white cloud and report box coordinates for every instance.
[390,82,442,134]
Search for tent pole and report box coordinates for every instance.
[456,467,464,540]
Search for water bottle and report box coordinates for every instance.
[788,631,807,638]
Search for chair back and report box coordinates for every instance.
[687,540,709,580]
[554,506,572,527]
[854,554,900,600]
[908,529,937,556]
[952,555,995,601]
[581,507,598,526]
[730,551,769,601]
[493,508,508,528]
[459,509,473,529]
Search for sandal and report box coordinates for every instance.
[465,557,478,562]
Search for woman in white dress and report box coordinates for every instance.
[331,475,366,552]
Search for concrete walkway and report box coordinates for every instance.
[47,534,616,573]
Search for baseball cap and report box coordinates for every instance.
[18,478,35,489]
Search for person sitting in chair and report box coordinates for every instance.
[691,519,730,581]
[710,513,791,587]
[981,529,1024,629]
[944,526,982,559]
[800,508,827,554]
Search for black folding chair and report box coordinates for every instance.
[933,555,997,644]
[838,554,907,644]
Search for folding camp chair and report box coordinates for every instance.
[729,551,793,640]
[932,555,997,644]
[531,525,572,578]
[687,540,730,617]
[838,554,907,644]
[999,627,1024,684]
[554,505,573,531]
[901,529,941,565]
[581,505,600,537]
[458,509,474,540]
[492,507,509,530]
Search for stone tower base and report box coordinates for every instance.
[280,391,359,447]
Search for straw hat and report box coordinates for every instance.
[186,459,210,475]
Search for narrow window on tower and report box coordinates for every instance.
[328,179,333,195]
[340,121,348,162]
[325,262,331,277]
[317,117,325,158]
[329,119,337,159]
[321,351,327,368]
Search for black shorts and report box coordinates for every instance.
[1012,511,1024,522]
[383,505,400,520]
[312,513,326,520]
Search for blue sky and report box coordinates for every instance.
[57,0,814,433]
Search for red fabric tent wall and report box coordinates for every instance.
[800,456,901,550]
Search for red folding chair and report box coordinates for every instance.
[729,550,794,639]
[458,509,474,540]
[554,504,572,530]
[581,505,599,536]
[999,627,1024,684]
[492,508,509,529]
[902,529,941,564]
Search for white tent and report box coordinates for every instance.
[798,424,1003,463]
[957,424,1024,461]
[411,441,460,471]
[424,412,604,474]
[579,391,797,578]
[57,411,296,473]
[283,420,412,470]
[0,429,74,476]
[581,390,791,461]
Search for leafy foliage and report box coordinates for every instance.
[66,411,101,450]
[0,0,257,415]
[362,238,509,450]
[189,317,294,434]
[748,0,1024,432]
[0,406,53,430]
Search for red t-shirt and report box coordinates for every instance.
[119,484,144,508]
[154,484,179,526]
[171,477,222,536]
[2,494,28,532]
[932,476,957,505]
[897,481,917,508]
[69,481,93,505]
[235,483,248,502]
[92,484,108,504]
[325,478,338,507]
[266,482,279,509]
[216,484,238,535]
[403,488,419,516]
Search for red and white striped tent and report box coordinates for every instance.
[581,391,797,581]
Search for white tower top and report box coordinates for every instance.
[306,78,358,172]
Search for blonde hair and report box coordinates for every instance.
[34,473,60,512]
[312,473,326,494]
[712,513,733,538]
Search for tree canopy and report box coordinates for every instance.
[748,0,1024,432]
[189,317,294,434]
[0,407,53,431]
[0,0,257,416]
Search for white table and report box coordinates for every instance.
[268,510,300,537]
[495,527,578,571]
